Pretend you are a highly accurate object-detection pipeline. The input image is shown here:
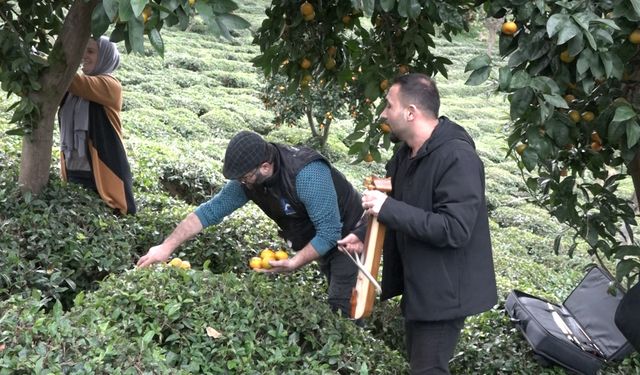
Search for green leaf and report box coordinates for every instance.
[91,5,111,38]
[542,94,569,109]
[545,117,570,146]
[509,70,531,89]
[609,121,625,143]
[359,0,375,16]
[148,28,164,58]
[216,14,251,30]
[583,29,597,50]
[498,66,512,91]
[617,259,639,281]
[130,0,148,17]
[601,52,613,78]
[102,0,119,21]
[464,54,491,72]
[127,18,145,54]
[613,105,636,122]
[510,87,534,119]
[364,80,380,100]
[547,13,570,38]
[553,234,562,255]
[592,18,620,31]
[142,330,155,345]
[380,0,395,12]
[397,0,417,18]
[507,49,529,68]
[626,120,640,148]
[465,66,490,86]
[557,22,580,45]
[211,0,239,13]
[5,127,25,136]
[631,0,640,18]
[119,0,134,22]
[521,147,538,171]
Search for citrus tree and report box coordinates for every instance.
[259,73,353,149]
[0,0,248,194]
[253,0,640,284]
[464,0,640,285]
[252,0,477,162]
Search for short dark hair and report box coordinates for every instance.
[392,73,440,118]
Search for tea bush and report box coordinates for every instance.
[0,268,408,374]
[158,161,223,204]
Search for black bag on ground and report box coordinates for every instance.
[615,281,640,352]
[505,266,634,375]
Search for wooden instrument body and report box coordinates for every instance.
[349,176,392,320]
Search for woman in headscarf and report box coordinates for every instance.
[58,36,136,215]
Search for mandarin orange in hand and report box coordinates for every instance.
[275,250,289,260]
[249,257,262,269]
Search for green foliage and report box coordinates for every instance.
[0,269,408,374]
[2,2,640,372]
[158,161,224,204]
[0,0,249,135]
[464,0,640,282]
[253,0,476,161]
[259,74,354,149]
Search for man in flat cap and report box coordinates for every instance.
[137,130,364,318]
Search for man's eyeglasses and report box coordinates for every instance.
[239,167,259,184]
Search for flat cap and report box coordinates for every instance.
[223,131,267,179]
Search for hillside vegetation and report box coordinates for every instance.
[0,2,638,374]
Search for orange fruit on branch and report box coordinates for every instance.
[560,50,574,63]
[324,57,336,70]
[142,7,152,23]
[300,1,314,16]
[300,58,311,70]
[515,143,528,155]
[581,111,595,122]
[591,141,602,151]
[629,29,640,44]
[568,109,581,123]
[501,21,518,35]
[564,94,576,104]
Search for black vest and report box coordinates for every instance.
[243,144,363,252]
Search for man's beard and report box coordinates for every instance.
[246,171,267,189]
[390,132,400,143]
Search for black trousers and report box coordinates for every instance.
[317,248,359,319]
[405,317,466,375]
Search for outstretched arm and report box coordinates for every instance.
[137,213,203,267]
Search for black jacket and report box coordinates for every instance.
[379,117,497,321]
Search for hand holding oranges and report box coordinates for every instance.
[249,247,290,271]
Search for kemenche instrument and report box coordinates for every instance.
[345,176,391,320]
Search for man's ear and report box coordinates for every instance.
[260,161,271,172]
[405,104,417,121]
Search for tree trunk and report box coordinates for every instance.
[18,0,97,194]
